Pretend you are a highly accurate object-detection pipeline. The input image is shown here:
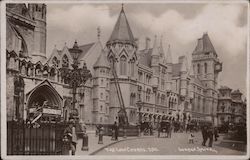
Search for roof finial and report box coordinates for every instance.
[122,3,124,10]
[73,39,78,49]
[97,26,101,40]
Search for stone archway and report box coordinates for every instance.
[26,80,63,120]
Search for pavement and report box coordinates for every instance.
[75,130,144,155]
[74,130,247,155]
[93,132,247,155]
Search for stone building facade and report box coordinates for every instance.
[7,4,226,126]
[217,87,246,125]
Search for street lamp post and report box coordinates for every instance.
[62,40,92,120]
[61,41,92,152]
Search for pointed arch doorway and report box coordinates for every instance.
[26,80,63,122]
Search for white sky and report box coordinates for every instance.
[45,2,248,96]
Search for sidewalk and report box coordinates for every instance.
[75,131,149,155]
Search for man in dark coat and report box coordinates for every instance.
[214,127,219,141]
[114,121,119,141]
[201,125,208,146]
[64,119,77,155]
[207,126,214,147]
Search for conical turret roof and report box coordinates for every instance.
[107,5,135,46]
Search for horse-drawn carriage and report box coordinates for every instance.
[158,119,171,138]
[140,121,153,135]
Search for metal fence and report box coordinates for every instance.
[7,120,67,155]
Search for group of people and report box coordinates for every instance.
[201,125,219,147]
[96,121,120,141]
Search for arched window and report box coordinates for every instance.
[62,55,69,68]
[120,56,127,75]
[100,105,103,111]
[198,96,201,112]
[221,106,225,112]
[197,64,200,74]
[169,98,171,108]
[131,59,135,76]
[35,64,42,77]
[157,94,160,104]
[161,95,165,105]
[130,93,136,106]
[52,57,59,67]
[50,68,56,80]
[204,63,207,74]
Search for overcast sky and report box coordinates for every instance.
[46,2,248,96]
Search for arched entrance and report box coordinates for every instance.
[26,80,63,121]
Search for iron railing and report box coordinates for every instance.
[7,120,67,155]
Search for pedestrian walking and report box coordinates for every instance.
[201,125,208,146]
[64,119,78,155]
[214,127,219,141]
[188,133,195,144]
[207,126,214,147]
[168,120,173,138]
[114,121,119,141]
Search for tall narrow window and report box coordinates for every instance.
[197,64,200,74]
[161,95,165,105]
[120,56,127,75]
[138,72,142,81]
[52,57,59,67]
[131,59,135,76]
[204,63,207,74]
[62,55,69,68]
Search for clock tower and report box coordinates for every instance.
[192,33,222,124]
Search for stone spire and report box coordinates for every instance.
[159,35,164,57]
[166,44,172,64]
[180,56,188,73]
[107,4,136,46]
[188,62,195,77]
[151,35,159,57]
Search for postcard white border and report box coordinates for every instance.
[1,0,249,160]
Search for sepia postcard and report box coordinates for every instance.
[0,0,249,159]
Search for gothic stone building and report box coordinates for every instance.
[6,4,223,125]
[217,86,246,125]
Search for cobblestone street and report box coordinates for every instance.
[92,132,246,155]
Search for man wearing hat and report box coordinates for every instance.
[64,119,78,155]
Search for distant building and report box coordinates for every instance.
[7,4,229,126]
[218,87,246,125]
